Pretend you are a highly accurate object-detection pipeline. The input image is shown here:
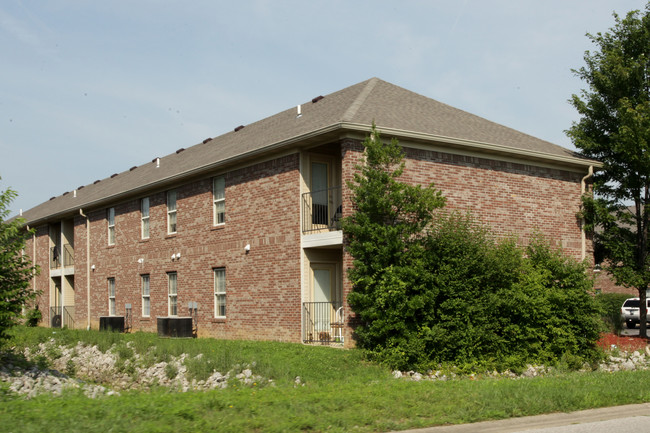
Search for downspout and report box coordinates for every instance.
[581,165,594,260]
[79,208,91,330]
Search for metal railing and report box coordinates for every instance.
[50,306,62,327]
[63,306,75,328]
[303,302,344,343]
[50,306,74,328]
[63,244,74,267]
[301,186,342,233]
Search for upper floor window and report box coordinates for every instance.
[167,190,177,234]
[214,268,226,318]
[141,197,150,239]
[107,208,115,245]
[213,176,225,225]
[168,272,177,316]
[108,278,116,316]
[141,274,150,317]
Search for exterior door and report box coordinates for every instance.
[311,264,337,338]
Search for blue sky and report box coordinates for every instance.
[1,0,647,217]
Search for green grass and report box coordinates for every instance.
[2,327,650,433]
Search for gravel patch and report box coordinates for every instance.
[0,338,270,399]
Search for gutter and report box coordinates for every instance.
[581,165,594,260]
[79,208,91,330]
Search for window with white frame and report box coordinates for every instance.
[167,190,177,234]
[168,272,177,316]
[141,197,150,239]
[107,207,115,245]
[214,268,226,318]
[108,278,116,316]
[213,176,225,225]
[141,274,150,317]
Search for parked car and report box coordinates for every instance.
[621,297,650,329]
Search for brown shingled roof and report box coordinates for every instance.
[20,77,596,225]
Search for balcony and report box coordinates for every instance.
[302,302,344,344]
[302,186,342,234]
[49,306,75,328]
[63,244,74,267]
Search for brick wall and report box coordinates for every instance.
[339,138,596,343]
[60,153,302,341]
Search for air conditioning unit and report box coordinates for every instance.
[99,316,125,332]
[157,317,193,338]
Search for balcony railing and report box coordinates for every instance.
[63,244,74,267]
[303,302,344,344]
[302,186,342,233]
[50,306,75,328]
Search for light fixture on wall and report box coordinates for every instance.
[137,258,144,264]
[91,265,96,271]
[244,244,250,254]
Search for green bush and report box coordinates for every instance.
[594,292,630,334]
[344,126,604,372]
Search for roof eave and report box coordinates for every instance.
[23,121,600,226]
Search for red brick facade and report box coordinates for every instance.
[26,138,598,344]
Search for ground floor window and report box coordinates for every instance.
[108,278,116,316]
[214,268,226,318]
[168,272,177,316]
[141,274,150,317]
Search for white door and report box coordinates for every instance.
[311,264,336,337]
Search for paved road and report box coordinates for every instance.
[395,403,650,433]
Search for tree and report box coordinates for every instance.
[567,4,650,337]
[342,124,446,366]
[343,126,602,371]
[0,179,38,343]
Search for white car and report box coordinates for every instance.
[621,298,650,329]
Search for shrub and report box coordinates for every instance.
[594,292,630,334]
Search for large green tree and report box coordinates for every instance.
[567,4,650,337]
[0,179,38,343]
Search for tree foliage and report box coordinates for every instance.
[567,4,650,336]
[0,179,38,343]
[344,127,602,371]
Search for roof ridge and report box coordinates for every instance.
[341,77,380,122]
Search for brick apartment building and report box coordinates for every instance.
[20,78,600,346]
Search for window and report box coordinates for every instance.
[141,274,150,317]
[108,278,116,316]
[167,190,177,234]
[213,176,225,225]
[107,208,115,245]
[141,197,150,239]
[214,268,226,318]
[168,272,177,316]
